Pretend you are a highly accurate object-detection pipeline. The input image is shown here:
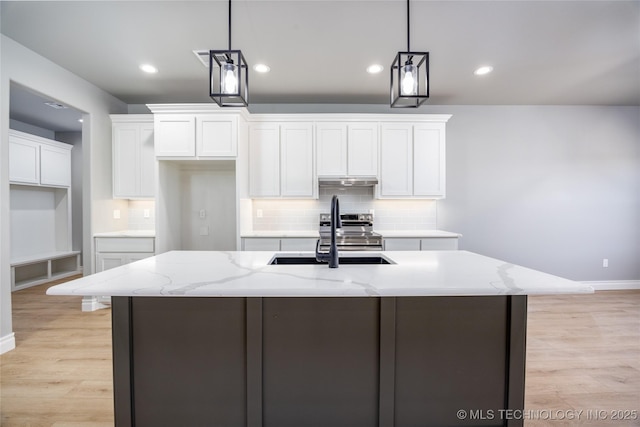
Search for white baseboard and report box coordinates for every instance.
[81,296,111,312]
[582,280,640,291]
[0,332,16,354]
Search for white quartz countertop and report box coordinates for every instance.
[241,230,460,238]
[241,230,319,238]
[375,230,461,238]
[47,250,593,297]
[94,230,156,238]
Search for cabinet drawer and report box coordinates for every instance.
[242,238,280,251]
[95,237,155,253]
[280,238,317,251]
[420,238,458,250]
[384,238,421,251]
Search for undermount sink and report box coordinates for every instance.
[269,254,394,265]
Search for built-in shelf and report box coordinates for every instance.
[11,251,81,290]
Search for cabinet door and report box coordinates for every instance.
[420,238,458,250]
[380,124,412,196]
[414,124,445,198]
[139,124,156,197]
[40,144,71,187]
[113,125,139,198]
[242,238,281,251]
[348,123,378,176]
[95,253,127,272]
[280,238,317,251]
[316,123,347,176]
[154,115,195,157]
[9,137,40,184]
[280,123,314,197]
[249,124,280,197]
[384,238,421,251]
[197,115,238,157]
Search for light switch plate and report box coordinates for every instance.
[199,209,206,219]
[144,209,150,218]
[113,209,120,219]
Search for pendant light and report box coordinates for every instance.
[210,0,249,107]
[390,0,429,107]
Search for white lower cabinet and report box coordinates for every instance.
[242,237,317,251]
[384,237,458,251]
[94,236,155,272]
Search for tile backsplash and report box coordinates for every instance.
[127,200,156,230]
[251,187,437,231]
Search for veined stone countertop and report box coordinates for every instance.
[375,230,461,238]
[241,231,319,238]
[94,230,156,238]
[241,230,460,238]
[47,250,592,297]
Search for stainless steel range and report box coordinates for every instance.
[318,213,383,251]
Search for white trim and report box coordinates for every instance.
[0,333,16,354]
[81,296,110,312]
[582,280,640,291]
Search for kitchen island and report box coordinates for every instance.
[48,250,592,427]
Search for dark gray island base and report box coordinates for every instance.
[112,295,526,427]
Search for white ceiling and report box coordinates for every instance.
[1,0,639,110]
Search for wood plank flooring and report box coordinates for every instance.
[1,279,638,426]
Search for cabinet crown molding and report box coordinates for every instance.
[110,114,154,123]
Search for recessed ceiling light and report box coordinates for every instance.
[253,64,271,73]
[78,118,83,123]
[139,64,158,74]
[474,66,493,76]
[366,64,384,74]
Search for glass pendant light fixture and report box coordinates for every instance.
[210,0,249,107]
[391,0,429,107]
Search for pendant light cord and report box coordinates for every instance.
[228,0,232,51]
[406,0,410,52]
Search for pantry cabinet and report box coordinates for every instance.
[111,115,155,199]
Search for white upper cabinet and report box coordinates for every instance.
[249,123,280,197]
[347,122,378,176]
[316,123,347,176]
[413,123,446,197]
[196,115,238,157]
[9,134,40,184]
[316,122,378,177]
[249,122,315,198]
[380,124,413,196]
[154,113,238,158]
[280,123,314,197]
[379,122,446,199]
[155,115,195,157]
[9,129,72,187]
[112,115,155,199]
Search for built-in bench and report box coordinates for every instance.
[10,251,81,291]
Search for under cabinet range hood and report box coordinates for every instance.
[318,176,378,188]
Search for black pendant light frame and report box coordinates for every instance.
[210,0,249,107]
[390,0,429,108]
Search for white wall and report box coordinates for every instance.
[437,105,640,281]
[55,131,83,253]
[248,104,640,281]
[0,35,127,351]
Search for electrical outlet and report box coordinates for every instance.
[369,209,375,216]
[603,258,609,268]
[200,226,209,236]
[113,209,120,219]
[257,209,263,218]
[143,209,150,218]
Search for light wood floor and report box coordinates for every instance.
[1,280,638,426]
